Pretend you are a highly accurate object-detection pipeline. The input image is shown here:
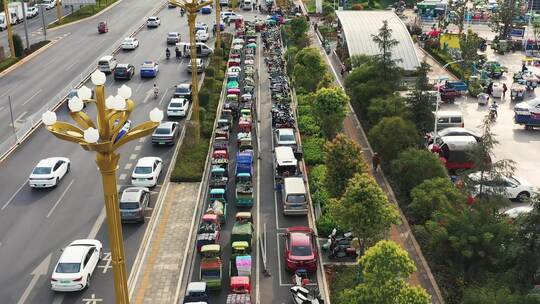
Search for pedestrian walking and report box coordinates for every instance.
[372,152,380,173]
[212,26,216,36]
[258,4,262,11]
[502,83,508,99]
[340,65,345,77]
[487,82,493,96]
[522,63,528,73]
[252,2,256,9]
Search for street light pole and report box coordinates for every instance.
[3,0,16,58]
[433,60,464,143]
[169,0,213,141]
[42,71,162,304]
[215,0,221,49]
[55,0,62,24]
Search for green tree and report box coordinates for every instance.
[368,117,419,162]
[324,133,368,198]
[312,87,349,139]
[391,148,448,196]
[286,16,310,49]
[13,34,24,58]
[339,240,431,304]
[328,174,400,253]
[409,177,465,224]
[406,61,434,132]
[371,20,402,82]
[293,47,328,93]
[460,30,482,69]
[462,279,540,304]
[490,0,523,39]
[449,0,470,34]
[367,95,409,126]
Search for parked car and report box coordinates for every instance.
[201,5,212,14]
[131,157,163,187]
[504,206,533,219]
[26,6,39,18]
[50,239,102,292]
[167,32,180,45]
[187,58,204,73]
[146,16,160,27]
[121,37,139,50]
[151,121,179,145]
[28,157,70,188]
[140,61,159,78]
[42,0,56,10]
[196,29,209,42]
[114,64,135,80]
[284,227,317,273]
[119,187,150,223]
[468,172,537,202]
[220,11,240,21]
[196,21,208,32]
[167,98,190,117]
[174,83,192,100]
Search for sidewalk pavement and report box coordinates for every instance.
[304,7,444,302]
[131,182,200,304]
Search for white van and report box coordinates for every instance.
[242,0,252,10]
[274,146,298,179]
[178,42,214,57]
[435,110,464,130]
[98,55,118,73]
[282,177,308,216]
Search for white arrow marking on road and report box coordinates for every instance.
[16,253,52,304]
[82,294,103,303]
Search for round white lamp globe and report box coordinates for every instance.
[149,108,164,123]
[118,85,132,100]
[105,95,116,110]
[68,96,84,112]
[42,111,57,126]
[83,127,100,143]
[91,70,106,86]
[114,95,126,111]
[77,85,92,100]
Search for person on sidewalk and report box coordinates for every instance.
[502,83,508,99]
[372,152,381,173]
[340,65,345,77]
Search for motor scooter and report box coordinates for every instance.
[290,285,324,304]
[166,49,171,60]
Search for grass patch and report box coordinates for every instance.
[170,138,210,182]
[304,0,316,13]
[325,264,360,304]
[48,0,118,29]
[0,57,19,73]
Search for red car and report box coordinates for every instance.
[285,227,317,273]
[98,21,108,33]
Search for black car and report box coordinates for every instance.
[174,83,192,100]
[114,63,135,80]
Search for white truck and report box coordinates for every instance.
[0,12,7,31]
[8,2,24,24]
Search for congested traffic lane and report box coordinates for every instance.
[0,6,217,303]
[0,0,165,153]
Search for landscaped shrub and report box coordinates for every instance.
[298,114,320,136]
[13,34,24,58]
[316,212,341,237]
[170,136,210,182]
[303,136,326,166]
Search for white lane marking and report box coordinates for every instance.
[88,207,106,239]
[97,252,112,274]
[124,163,133,170]
[51,293,64,304]
[134,145,142,151]
[134,82,143,93]
[63,60,78,72]
[0,106,5,112]
[46,179,75,218]
[158,87,169,105]
[139,137,146,143]
[129,154,137,160]
[142,91,152,104]
[1,181,27,211]
[81,294,103,303]
[22,89,42,106]
[276,232,285,286]
[16,253,52,304]
[119,173,127,180]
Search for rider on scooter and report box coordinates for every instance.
[153,83,159,99]
[175,47,181,59]
[165,48,170,59]
[490,100,498,119]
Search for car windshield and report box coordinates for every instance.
[55,262,81,273]
[279,134,295,142]
[168,33,178,37]
[287,194,306,204]
[124,38,132,42]
[134,166,152,174]
[506,176,519,186]
[116,67,127,72]
[154,128,171,135]
[170,102,183,108]
[291,244,312,256]
[33,167,51,174]
[176,87,189,93]
[120,202,140,210]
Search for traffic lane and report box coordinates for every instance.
[0,0,165,145]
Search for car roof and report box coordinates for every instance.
[440,135,477,145]
[169,97,185,103]
[143,61,155,64]
[438,127,480,137]
[100,55,114,61]
[436,110,462,117]
[148,16,158,19]
[121,187,147,202]
[36,157,62,167]
[177,83,191,89]
[168,32,179,35]
[136,157,160,167]
[60,245,89,264]
[278,128,294,135]
[289,231,311,246]
[157,121,176,129]
[124,37,134,40]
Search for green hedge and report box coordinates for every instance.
[304,136,325,166]
[423,46,466,80]
[0,57,19,73]
[170,33,232,182]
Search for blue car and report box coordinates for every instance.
[140,61,159,78]
[201,6,212,14]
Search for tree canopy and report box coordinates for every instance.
[312,87,349,139]
[368,116,420,162]
[367,95,409,126]
[409,177,465,224]
[293,47,328,93]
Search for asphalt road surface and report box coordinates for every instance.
[0,4,82,56]
[0,0,166,155]
[182,11,321,304]
[0,4,218,304]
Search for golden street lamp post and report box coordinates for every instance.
[55,0,63,24]
[42,70,163,304]
[215,0,221,49]
[3,0,15,57]
[169,0,212,141]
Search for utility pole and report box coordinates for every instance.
[22,1,30,49]
[55,0,62,24]
[39,4,47,41]
[8,96,17,140]
[3,0,16,57]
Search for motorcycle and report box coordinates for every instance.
[322,228,357,259]
[290,285,324,304]
[166,49,171,60]
[489,108,497,122]
[153,88,159,99]
[292,269,310,287]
